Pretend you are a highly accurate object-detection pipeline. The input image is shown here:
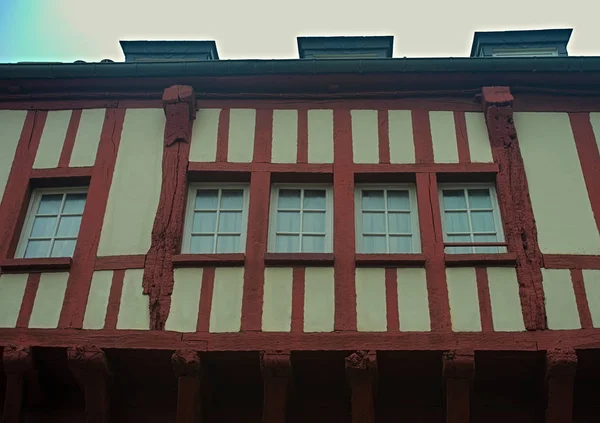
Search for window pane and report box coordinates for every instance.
[388,212,411,234]
[218,211,242,233]
[63,193,87,214]
[24,240,51,258]
[190,235,214,253]
[56,216,82,237]
[51,239,76,257]
[303,211,326,233]
[474,234,500,253]
[216,235,240,253]
[471,211,496,232]
[278,190,301,209]
[302,235,325,253]
[468,189,492,209]
[192,212,217,233]
[443,190,466,210]
[445,211,469,233]
[362,212,385,233]
[277,211,300,232]
[389,236,413,253]
[361,190,384,210]
[362,235,386,253]
[303,190,326,210]
[195,190,218,210]
[275,235,299,252]
[220,190,243,209]
[31,216,57,237]
[446,234,471,254]
[387,191,410,210]
[37,194,63,214]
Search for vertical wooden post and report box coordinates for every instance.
[2,346,33,423]
[67,346,111,423]
[546,347,577,423]
[443,349,475,423]
[172,350,203,423]
[345,351,377,423]
[260,351,292,423]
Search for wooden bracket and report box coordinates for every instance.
[260,351,292,423]
[67,346,111,423]
[161,85,196,146]
[2,345,38,423]
[172,350,203,423]
[345,350,377,423]
[545,347,577,423]
[442,349,475,423]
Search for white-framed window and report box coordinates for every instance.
[268,185,333,253]
[438,183,506,254]
[182,184,250,254]
[16,188,88,258]
[355,185,421,254]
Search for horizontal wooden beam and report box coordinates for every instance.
[172,253,245,267]
[543,254,600,269]
[444,253,517,267]
[0,257,72,273]
[94,255,146,270]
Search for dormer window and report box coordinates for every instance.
[470,29,571,58]
[297,36,393,59]
[119,40,219,62]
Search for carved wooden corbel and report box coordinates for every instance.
[172,350,203,423]
[260,351,293,423]
[2,345,34,423]
[443,349,475,423]
[345,350,377,423]
[545,347,577,423]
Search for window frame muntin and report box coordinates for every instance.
[182,183,250,254]
[16,186,89,259]
[268,183,334,253]
[354,183,421,254]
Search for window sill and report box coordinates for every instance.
[172,254,245,267]
[264,253,334,267]
[355,254,426,267]
[444,253,517,267]
[0,257,72,273]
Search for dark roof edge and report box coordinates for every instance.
[2,56,600,80]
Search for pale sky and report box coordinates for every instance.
[0,0,598,63]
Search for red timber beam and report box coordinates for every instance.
[442,349,475,423]
[482,86,546,331]
[345,351,377,423]
[2,346,38,423]
[67,346,111,423]
[143,85,195,329]
[260,351,292,423]
[545,347,577,423]
[172,350,203,423]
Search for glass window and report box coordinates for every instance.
[183,185,249,254]
[439,184,506,254]
[269,186,332,253]
[355,185,420,253]
[17,189,88,258]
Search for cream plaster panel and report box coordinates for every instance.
[397,268,430,332]
[446,267,481,332]
[33,110,71,169]
[271,110,298,164]
[82,270,113,330]
[515,112,600,255]
[116,269,149,330]
[486,267,526,331]
[97,109,163,256]
[542,269,581,330]
[351,110,379,164]
[589,113,600,153]
[388,110,415,164]
[583,270,600,328]
[262,267,293,332]
[355,268,387,331]
[0,273,28,328]
[209,267,244,333]
[29,272,69,328]
[465,112,493,163]
[304,267,334,332]
[227,109,255,163]
[190,108,220,162]
[165,268,203,333]
[307,109,334,163]
[0,110,27,203]
[70,109,105,167]
[430,111,459,163]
